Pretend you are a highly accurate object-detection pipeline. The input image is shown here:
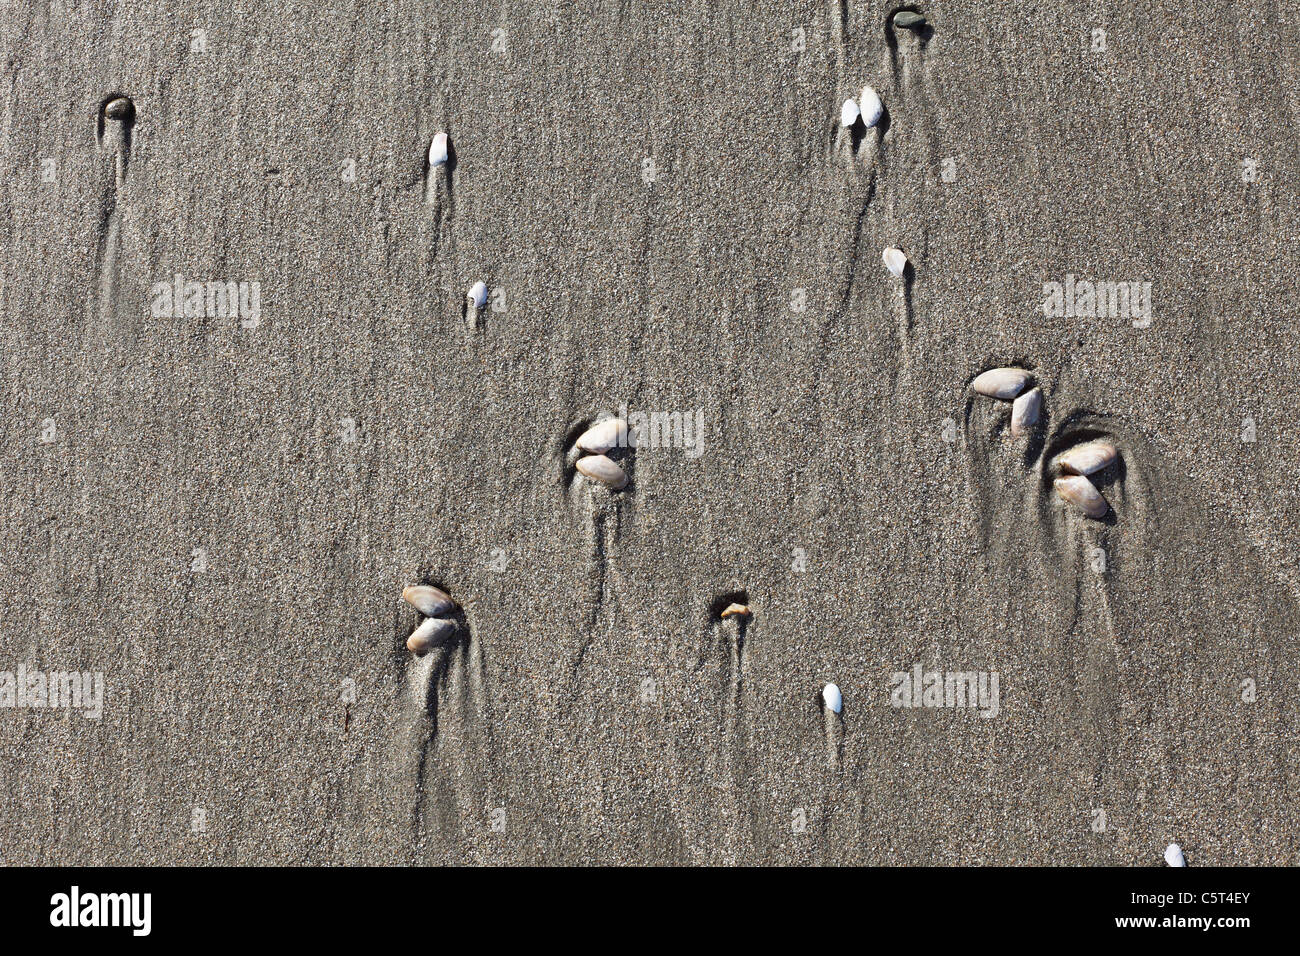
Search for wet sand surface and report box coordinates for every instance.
[1,2,1298,864]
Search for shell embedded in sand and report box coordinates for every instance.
[822,683,843,714]
[1010,387,1041,437]
[576,454,628,490]
[428,132,449,167]
[859,85,883,128]
[719,603,751,619]
[1054,475,1108,519]
[576,417,629,454]
[840,98,861,128]
[1056,440,1117,476]
[104,97,134,121]
[882,247,907,278]
[402,584,454,617]
[1164,843,1186,867]
[467,281,488,308]
[971,367,1029,400]
[893,10,926,29]
[406,616,455,655]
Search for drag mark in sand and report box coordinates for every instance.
[93,95,134,328]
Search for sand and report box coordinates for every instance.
[1,1,1297,865]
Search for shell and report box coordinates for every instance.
[406,616,455,655]
[840,98,860,128]
[719,603,751,619]
[859,85,883,128]
[467,281,488,308]
[104,97,134,121]
[402,584,454,617]
[893,11,926,29]
[1054,475,1109,519]
[822,683,843,714]
[428,132,449,167]
[576,417,629,454]
[882,247,907,278]
[1010,387,1041,437]
[971,367,1030,400]
[1164,843,1186,867]
[576,454,628,490]
[1056,440,1117,476]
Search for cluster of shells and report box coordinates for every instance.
[970,367,1042,439]
[1051,440,1118,519]
[572,417,632,490]
[402,584,458,656]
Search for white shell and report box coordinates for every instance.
[576,417,629,454]
[971,367,1030,400]
[1164,843,1186,867]
[428,132,449,167]
[859,85,883,128]
[467,281,488,308]
[840,98,860,128]
[719,603,751,619]
[402,584,454,617]
[1010,387,1041,437]
[1056,441,1118,476]
[1054,475,1109,519]
[822,683,843,714]
[407,616,455,655]
[882,247,907,278]
[576,454,628,490]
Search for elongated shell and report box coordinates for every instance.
[893,11,926,29]
[822,683,843,714]
[576,417,629,454]
[407,616,455,655]
[882,247,907,278]
[1054,475,1108,519]
[1056,440,1117,476]
[859,85,883,128]
[402,584,454,617]
[1010,387,1041,437]
[576,454,628,490]
[1164,843,1186,867]
[428,132,449,167]
[840,98,860,128]
[971,367,1030,400]
[719,603,751,619]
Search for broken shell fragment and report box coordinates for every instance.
[1164,843,1186,867]
[971,367,1030,400]
[576,417,629,454]
[840,98,861,128]
[576,454,628,490]
[822,683,843,714]
[719,603,751,619]
[1054,475,1108,519]
[428,132,449,167]
[467,281,488,308]
[406,616,456,656]
[1010,387,1041,438]
[882,247,907,278]
[859,85,883,128]
[104,97,134,122]
[893,10,927,29]
[402,584,454,617]
[1056,440,1118,477]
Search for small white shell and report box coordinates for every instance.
[467,281,488,308]
[719,603,751,619]
[1164,843,1186,867]
[840,98,860,128]
[859,85,883,128]
[428,132,449,167]
[971,367,1030,400]
[822,683,843,714]
[402,584,454,617]
[1054,475,1109,519]
[882,247,907,278]
[1010,387,1041,437]
[576,417,629,454]
[1056,441,1118,476]
[576,454,628,490]
[407,616,455,655]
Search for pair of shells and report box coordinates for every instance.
[1052,441,1118,519]
[403,584,457,655]
[574,417,631,490]
[971,367,1041,439]
[840,85,883,130]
